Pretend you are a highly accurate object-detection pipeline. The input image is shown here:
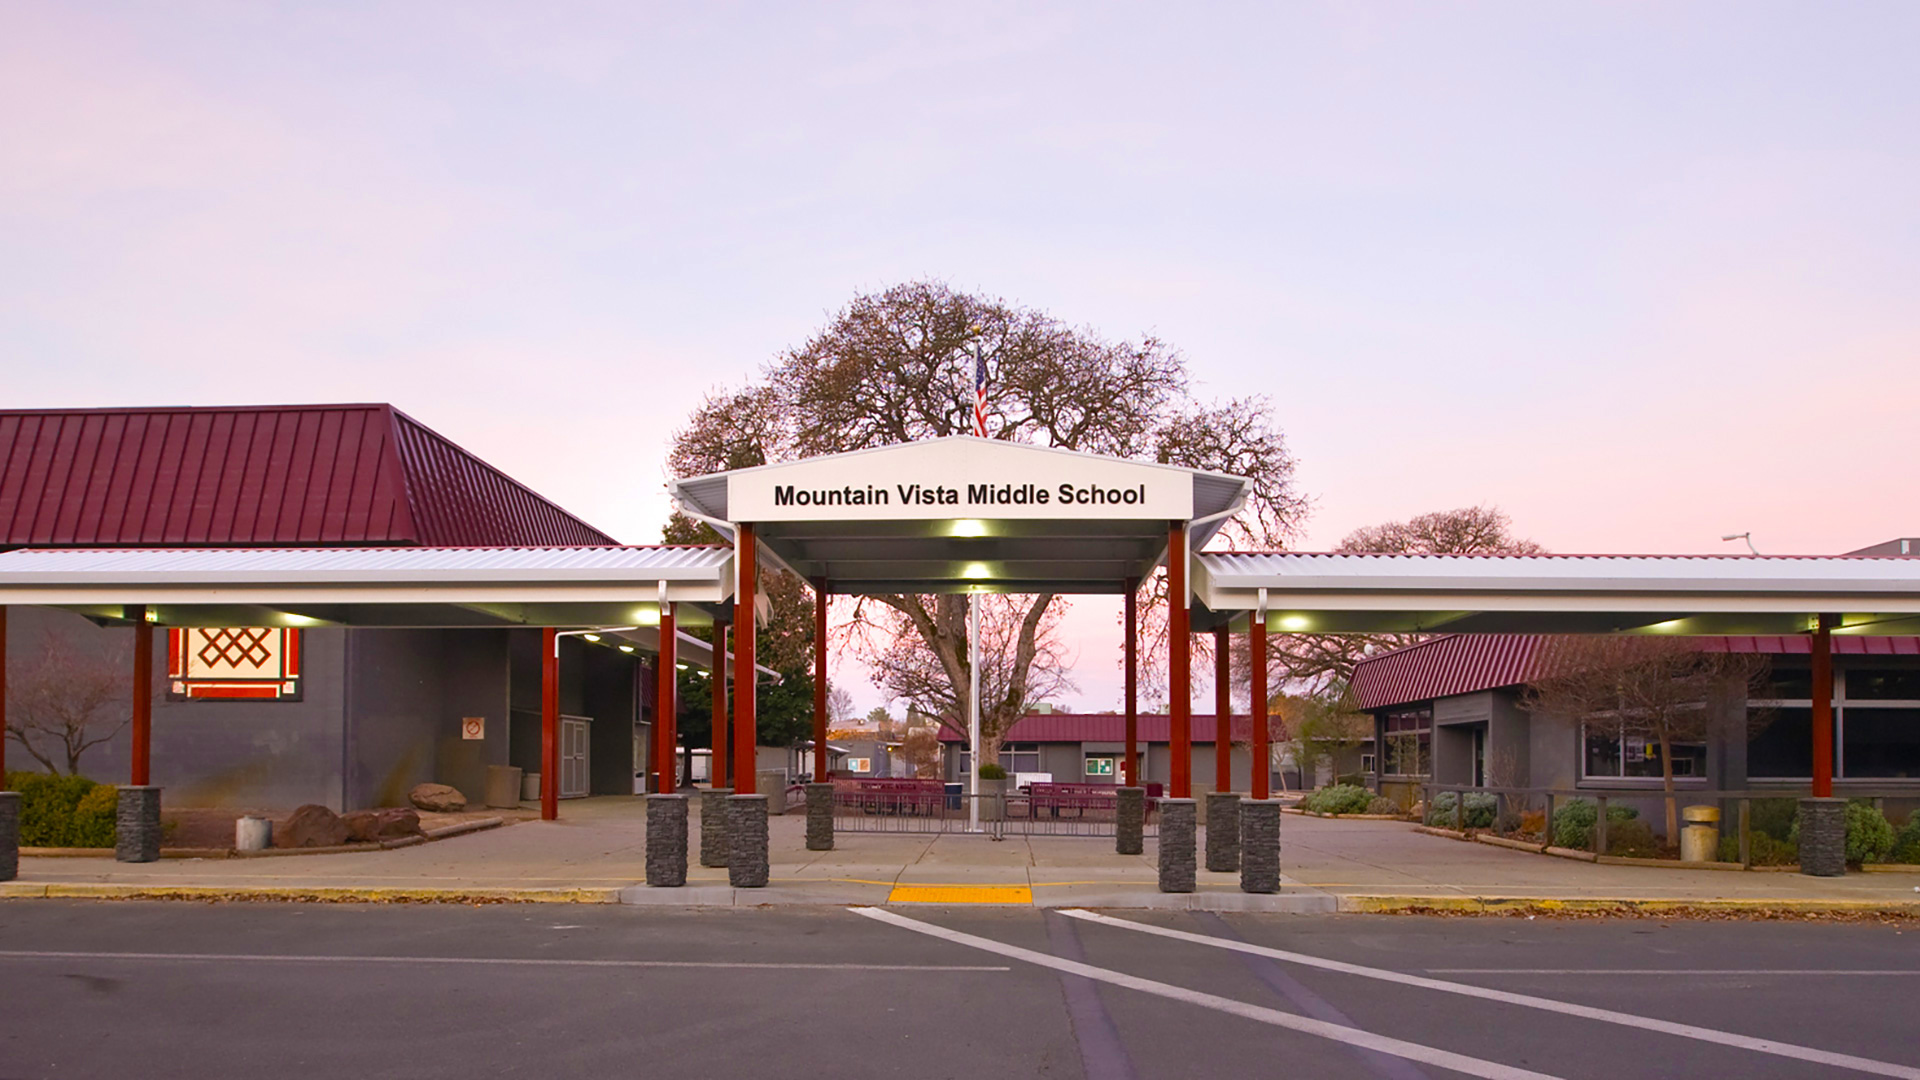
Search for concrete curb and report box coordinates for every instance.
[0,882,620,903]
[1335,895,1920,917]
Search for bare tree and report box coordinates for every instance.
[1520,637,1768,845]
[667,281,1306,770]
[1272,689,1371,789]
[5,630,135,776]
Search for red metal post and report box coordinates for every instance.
[541,627,559,820]
[813,577,829,783]
[733,524,758,794]
[657,602,677,794]
[712,618,729,788]
[0,605,7,780]
[1214,625,1232,793]
[1123,579,1138,787]
[1250,613,1269,800]
[1812,614,1837,798]
[131,615,153,787]
[1168,525,1191,799]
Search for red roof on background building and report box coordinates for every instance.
[0,404,616,548]
[1351,633,1920,711]
[936,712,1255,744]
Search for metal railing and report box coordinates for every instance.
[1417,782,1920,867]
[831,790,1158,838]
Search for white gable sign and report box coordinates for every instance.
[727,439,1195,522]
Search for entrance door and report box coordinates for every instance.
[1472,726,1486,787]
[561,715,591,798]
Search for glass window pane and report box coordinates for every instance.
[1620,735,1706,778]
[1750,706,1818,778]
[1846,670,1920,702]
[1584,727,1622,777]
[1842,707,1920,778]
[1762,669,1814,701]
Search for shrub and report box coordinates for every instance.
[1549,798,1639,850]
[4,771,116,848]
[1787,800,1897,865]
[1604,818,1661,858]
[1425,790,1497,830]
[976,762,1007,780]
[1749,798,1799,842]
[1891,813,1920,865]
[1718,831,1798,866]
[1302,784,1374,815]
[1362,796,1400,816]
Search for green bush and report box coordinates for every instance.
[1604,818,1661,858]
[1718,831,1798,866]
[976,762,1007,780]
[1425,790,1497,829]
[1891,813,1920,865]
[1749,798,1799,842]
[4,771,116,848]
[1787,800,1897,865]
[1549,798,1639,850]
[1302,784,1374,815]
[1362,796,1400,816]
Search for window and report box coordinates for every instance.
[1749,707,1818,778]
[1361,753,1376,774]
[1002,745,1041,774]
[1381,708,1431,777]
[1746,666,1920,780]
[1841,708,1920,778]
[1581,723,1707,779]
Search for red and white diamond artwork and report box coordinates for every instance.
[167,627,302,700]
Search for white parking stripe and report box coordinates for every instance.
[851,907,1564,1080]
[1062,910,1920,1080]
[0,950,1006,972]
[1430,969,1920,976]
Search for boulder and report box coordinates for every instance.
[408,783,467,813]
[341,807,425,842]
[277,804,350,848]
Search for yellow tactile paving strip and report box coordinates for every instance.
[887,884,1034,904]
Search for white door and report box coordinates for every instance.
[561,716,591,798]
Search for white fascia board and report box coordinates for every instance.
[0,583,728,607]
[1206,588,1920,615]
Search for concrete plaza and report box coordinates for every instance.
[5,797,1919,911]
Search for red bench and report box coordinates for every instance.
[834,777,946,815]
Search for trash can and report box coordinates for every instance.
[235,816,273,852]
[522,772,541,803]
[1681,804,1720,863]
[486,765,524,809]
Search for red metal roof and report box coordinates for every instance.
[1351,633,1920,711]
[0,404,616,548]
[937,713,1254,744]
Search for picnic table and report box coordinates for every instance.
[834,777,946,815]
[1024,781,1162,818]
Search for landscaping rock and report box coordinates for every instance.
[408,783,467,812]
[278,804,350,848]
[341,807,425,842]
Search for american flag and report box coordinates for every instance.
[972,350,988,437]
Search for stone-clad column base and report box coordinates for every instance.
[729,794,770,888]
[0,791,20,882]
[646,795,689,887]
[805,783,835,851]
[1239,799,1280,894]
[1798,797,1847,877]
[1115,787,1145,856]
[699,788,733,867]
[115,785,162,863]
[1205,791,1241,872]
[1157,798,1196,893]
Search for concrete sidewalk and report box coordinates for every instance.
[5,796,1918,913]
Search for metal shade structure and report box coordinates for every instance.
[1192,551,1920,636]
[673,436,1251,594]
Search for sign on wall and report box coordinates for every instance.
[167,627,303,701]
[726,438,1196,522]
[462,716,486,740]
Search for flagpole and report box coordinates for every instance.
[968,328,986,832]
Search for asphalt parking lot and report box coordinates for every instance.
[1,902,1916,1079]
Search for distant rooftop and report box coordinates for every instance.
[1848,538,1918,557]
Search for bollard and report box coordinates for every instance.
[1798,797,1847,877]
[115,785,162,863]
[235,816,273,852]
[728,794,770,888]
[699,788,733,868]
[1239,798,1280,894]
[0,791,19,882]
[1205,791,1241,872]
[1157,798,1196,893]
[1680,804,1720,863]
[1115,787,1145,856]
[646,795,689,887]
[805,782,834,851]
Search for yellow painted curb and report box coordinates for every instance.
[0,882,51,898]
[9,883,622,904]
[1336,894,1920,916]
[888,884,1034,904]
